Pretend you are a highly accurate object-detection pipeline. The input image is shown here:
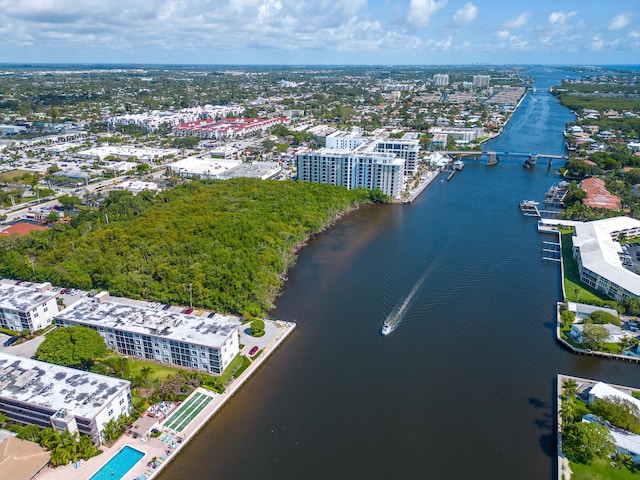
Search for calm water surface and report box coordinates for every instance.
[161,67,639,479]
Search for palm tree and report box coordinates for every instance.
[140,366,153,386]
[38,427,60,450]
[562,379,578,400]
[16,424,41,442]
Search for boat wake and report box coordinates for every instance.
[381,272,427,335]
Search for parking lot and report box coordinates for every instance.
[0,331,49,358]
[621,242,640,273]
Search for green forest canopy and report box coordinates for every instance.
[0,178,385,315]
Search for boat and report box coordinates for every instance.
[381,322,392,336]
[452,160,464,171]
[519,200,540,217]
[486,156,499,166]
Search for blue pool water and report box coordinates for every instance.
[89,445,145,480]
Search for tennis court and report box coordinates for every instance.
[163,391,214,433]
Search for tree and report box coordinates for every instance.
[588,310,621,326]
[624,297,640,316]
[591,396,640,434]
[45,211,60,224]
[35,326,107,368]
[250,319,265,337]
[581,324,609,350]
[560,309,575,328]
[136,163,150,175]
[563,421,615,464]
[16,424,41,442]
[562,181,587,206]
[57,194,82,211]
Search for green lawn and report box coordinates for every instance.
[570,458,640,480]
[560,233,615,305]
[128,358,183,381]
[216,355,251,386]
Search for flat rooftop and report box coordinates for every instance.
[218,161,281,180]
[0,352,129,419]
[56,295,241,348]
[168,157,241,177]
[0,282,56,312]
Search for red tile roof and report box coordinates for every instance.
[0,222,49,236]
[580,177,622,210]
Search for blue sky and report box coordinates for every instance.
[0,0,638,65]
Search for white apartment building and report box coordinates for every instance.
[428,126,487,144]
[0,353,131,444]
[325,131,365,150]
[296,146,404,199]
[54,292,241,375]
[472,75,491,88]
[572,217,640,302]
[0,281,59,333]
[433,74,449,86]
[375,136,421,175]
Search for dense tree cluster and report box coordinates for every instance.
[591,396,640,434]
[35,326,107,369]
[0,178,383,315]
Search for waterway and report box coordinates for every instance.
[160,67,640,479]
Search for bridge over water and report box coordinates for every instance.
[437,150,568,160]
[436,150,568,165]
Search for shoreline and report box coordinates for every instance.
[35,320,297,480]
[556,374,640,480]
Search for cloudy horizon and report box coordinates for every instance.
[0,0,638,65]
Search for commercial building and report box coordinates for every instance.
[172,117,288,140]
[168,157,282,181]
[572,217,640,302]
[0,352,131,444]
[0,281,58,333]
[55,292,241,375]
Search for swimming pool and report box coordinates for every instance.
[89,445,145,480]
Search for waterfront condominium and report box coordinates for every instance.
[54,292,241,375]
[571,216,640,302]
[0,352,131,444]
[296,145,404,198]
[297,131,419,198]
[0,280,59,333]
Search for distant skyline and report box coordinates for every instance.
[0,0,638,65]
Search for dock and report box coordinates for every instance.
[519,200,540,217]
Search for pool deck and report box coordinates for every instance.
[35,320,296,480]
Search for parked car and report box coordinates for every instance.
[249,346,259,356]
[184,308,194,315]
[3,336,20,347]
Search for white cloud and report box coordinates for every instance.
[591,34,604,50]
[453,3,477,25]
[504,12,529,29]
[496,30,509,40]
[549,11,577,25]
[609,14,630,31]
[407,0,447,28]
